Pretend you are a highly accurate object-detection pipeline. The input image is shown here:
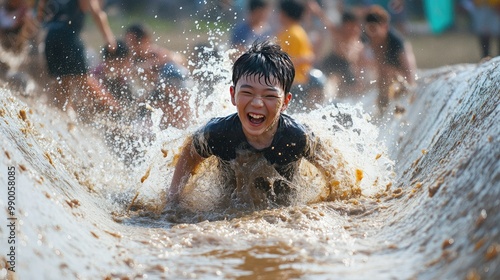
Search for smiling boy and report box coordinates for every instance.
[167,40,356,207]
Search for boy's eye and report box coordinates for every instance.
[265,94,279,98]
[264,95,280,99]
[238,90,281,100]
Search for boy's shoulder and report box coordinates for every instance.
[277,113,311,137]
[280,113,301,127]
[271,114,317,163]
[204,113,240,132]
[196,113,244,143]
[193,113,244,160]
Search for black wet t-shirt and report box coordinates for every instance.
[192,113,317,182]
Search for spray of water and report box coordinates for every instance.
[0,6,394,225]
[108,42,395,223]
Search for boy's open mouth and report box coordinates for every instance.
[248,113,265,124]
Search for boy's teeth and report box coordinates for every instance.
[249,113,263,119]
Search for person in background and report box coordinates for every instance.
[36,0,118,114]
[113,63,191,167]
[146,63,191,130]
[386,0,408,35]
[339,0,408,35]
[308,1,372,97]
[276,0,326,113]
[469,0,500,58]
[188,43,223,115]
[0,0,41,90]
[167,40,358,208]
[124,23,186,93]
[92,40,135,117]
[363,4,416,115]
[231,0,272,55]
[0,0,33,52]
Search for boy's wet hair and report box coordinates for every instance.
[279,0,306,21]
[232,40,295,94]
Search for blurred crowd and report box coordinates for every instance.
[217,0,418,115]
[0,0,192,131]
[0,0,499,125]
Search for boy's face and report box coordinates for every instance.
[230,74,291,138]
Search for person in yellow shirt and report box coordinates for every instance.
[276,0,325,113]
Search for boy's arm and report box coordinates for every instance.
[309,152,344,201]
[303,135,334,181]
[306,138,358,201]
[308,141,336,184]
[167,138,204,205]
